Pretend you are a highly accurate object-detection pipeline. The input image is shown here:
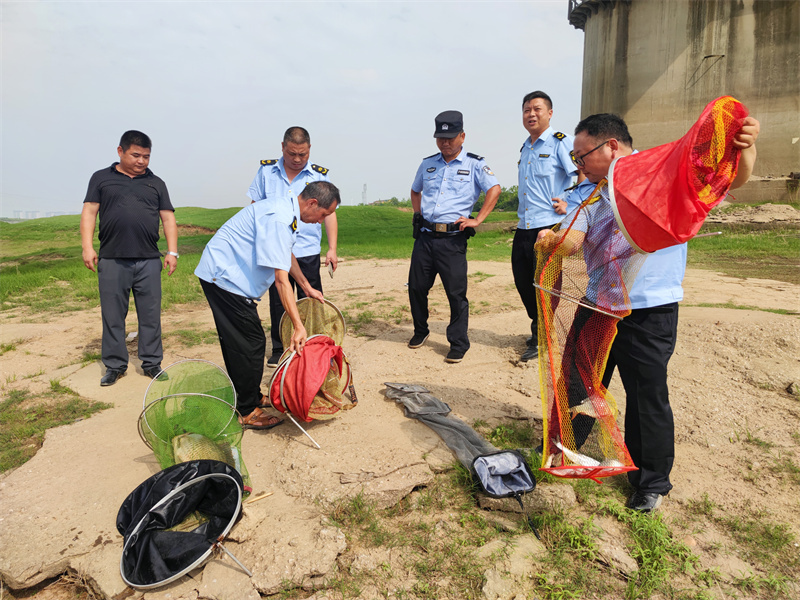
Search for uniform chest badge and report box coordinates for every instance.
[457,169,470,175]
[291,217,298,232]
[426,167,436,173]
[539,154,551,158]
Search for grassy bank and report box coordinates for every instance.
[1,204,797,315]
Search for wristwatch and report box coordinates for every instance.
[167,251,180,258]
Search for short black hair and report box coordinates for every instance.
[119,130,152,151]
[300,181,340,209]
[522,91,553,110]
[574,114,633,147]
[284,126,311,145]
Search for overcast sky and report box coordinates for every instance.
[1,1,585,218]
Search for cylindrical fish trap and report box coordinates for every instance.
[144,359,236,410]
[117,460,247,589]
[138,393,250,493]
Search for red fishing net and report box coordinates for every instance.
[609,96,749,252]
[535,181,645,482]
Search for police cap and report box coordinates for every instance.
[433,110,464,138]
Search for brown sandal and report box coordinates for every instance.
[240,407,284,430]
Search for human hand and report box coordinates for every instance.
[552,198,568,215]
[306,288,324,303]
[82,248,98,272]
[733,116,760,150]
[289,323,308,355]
[455,216,479,230]
[164,254,177,276]
[325,250,338,273]
[534,229,556,252]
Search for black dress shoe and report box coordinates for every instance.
[143,366,167,380]
[100,369,126,386]
[627,491,664,513]
[267,351,283,368]
[408,333,429,349]
[521,345,539,362]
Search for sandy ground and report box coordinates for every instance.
[1,206,799,598]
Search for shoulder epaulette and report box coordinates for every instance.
[260,159,278,166]
[563,182,579,192]
[467,152,484,160]
[424,152,439,160]
[519,144,525,153]
[311,164,329,175]
[553,131,567,141]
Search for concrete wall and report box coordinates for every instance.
[573,0,799,202]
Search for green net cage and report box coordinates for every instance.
[138,360,251,493]
[143,359,236,409]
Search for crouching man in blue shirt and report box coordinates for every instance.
[195,181,340,429]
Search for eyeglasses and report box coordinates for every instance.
[571,139,610,167]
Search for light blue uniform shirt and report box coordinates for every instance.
[564,165,687,310]
[247,157,330,258]
[195,195,300,300]
[411,148,499,224]
[517,126,578,229]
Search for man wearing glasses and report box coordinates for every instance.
[553,112,760,512]
[513,91,582,362]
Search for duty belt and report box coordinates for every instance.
[421,218,461,233]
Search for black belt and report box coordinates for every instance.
[421,218,461,233]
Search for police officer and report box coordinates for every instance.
[514,91,581,361]
[247,126,337,367]
[196,181,340,429]
[408,110,501,363]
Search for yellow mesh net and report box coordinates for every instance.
[535,180,645,482]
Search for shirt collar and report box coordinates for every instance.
[527,126,554,149]
[277,157,314,178]
[438,146,466,164]
[110,162,152,179]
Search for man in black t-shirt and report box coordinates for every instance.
[80,130,178,386]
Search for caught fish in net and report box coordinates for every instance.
[609,95,749,253]
[535,180,645,482]
[138,360,250,492]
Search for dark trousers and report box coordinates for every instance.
[602,303,679,496]
[512,225,558,343]
[98,257,163,371]
[561,304,618,449]
[200,278,265,417]
[408,232,469,353]
[268,254,323,354]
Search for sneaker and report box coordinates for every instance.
[444,349,465,363]
[267,351,283,368]
[143,366,168,380]
[408,333,429,349]
[627,491,664,513]
[521,345,539,362]
[100,369,126,386]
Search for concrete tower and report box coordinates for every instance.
[568,0,799,202]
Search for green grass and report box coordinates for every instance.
[688,222,800,284]
[163,326,220,347]
[3,205,796,315]
[0,386,112,472]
